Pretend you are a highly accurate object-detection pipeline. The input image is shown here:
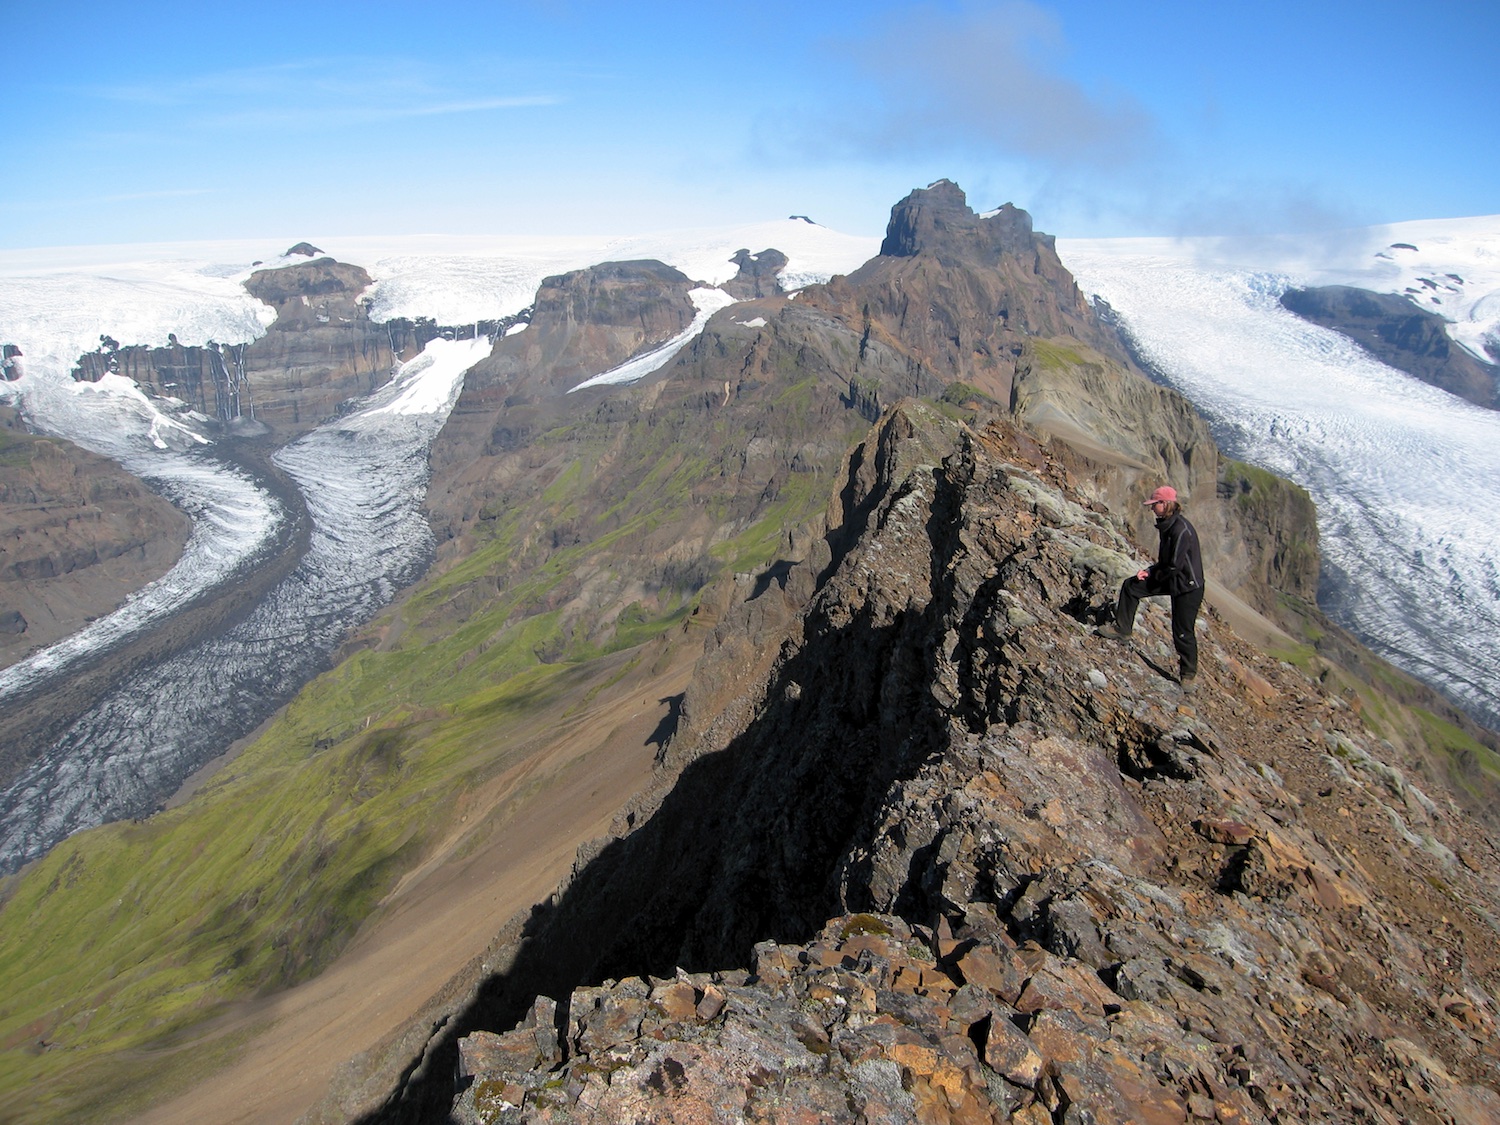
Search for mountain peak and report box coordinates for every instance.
[879,180,1036,261]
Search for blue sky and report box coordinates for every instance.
[2,0,1496,249]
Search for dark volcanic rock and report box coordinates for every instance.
[879,178,1039,264]
[243,256,374,329]
[362,404,1500,1125]
[466,259,699,398]
[721,248,788,300]
[1280,284,1500,409]
[802,180,1137,412]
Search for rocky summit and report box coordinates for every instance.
[331,185,1500,1125]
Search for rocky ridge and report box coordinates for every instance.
[421,403,1500,1125]
[283,183,1500,1125]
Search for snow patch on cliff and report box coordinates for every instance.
[570,287,737,392]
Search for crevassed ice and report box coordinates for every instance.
[0,337,487,873]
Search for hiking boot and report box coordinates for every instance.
[1180,673,1197,694]
[1095,623,1133,641]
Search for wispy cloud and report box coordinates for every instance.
[774,2,1372,238]
[89,58,559,132]
[821,1,1161,171]
[205,94,560,130]
[0,188,211,213]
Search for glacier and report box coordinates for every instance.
[0,222,876,870]
[0,338,488,872]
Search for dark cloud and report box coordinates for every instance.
[836,1,1161,171]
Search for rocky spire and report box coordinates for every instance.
[878,179,1038,263]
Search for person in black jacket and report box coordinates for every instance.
[1097,485,1205,691]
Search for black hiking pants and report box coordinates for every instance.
[1114,577,1205,678]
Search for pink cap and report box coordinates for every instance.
[1144,486,1177,506]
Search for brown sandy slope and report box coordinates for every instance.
[129,629,702,1125]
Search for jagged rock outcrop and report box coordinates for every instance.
[796,180,1134,410]
[0,405,189,668]
[722,248,789,300]
[1280,285,1500,410]
[418,403,1500,1125]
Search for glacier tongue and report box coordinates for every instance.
[0,338,488,874]
[1059,243,1500,729]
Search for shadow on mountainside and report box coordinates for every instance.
[353,422,979,1124]
[357,617,941,1123]
[342,406,1500,1125]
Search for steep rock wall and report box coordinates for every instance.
[73,258,431,440]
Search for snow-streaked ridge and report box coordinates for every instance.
[570,287,737,392]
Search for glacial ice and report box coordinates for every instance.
[0,337,488,873]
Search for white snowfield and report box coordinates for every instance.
[0,218,879,446]
[1059,215,1500,727]
[0,218,877,375]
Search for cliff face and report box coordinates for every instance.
[73,258,432,440]
[0,405,190,667]
[467,260,699,400]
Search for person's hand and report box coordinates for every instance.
[1137,569,1149,581]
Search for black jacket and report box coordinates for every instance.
[1148,512,1204,596]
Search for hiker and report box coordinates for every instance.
[1097,485,1205,691]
